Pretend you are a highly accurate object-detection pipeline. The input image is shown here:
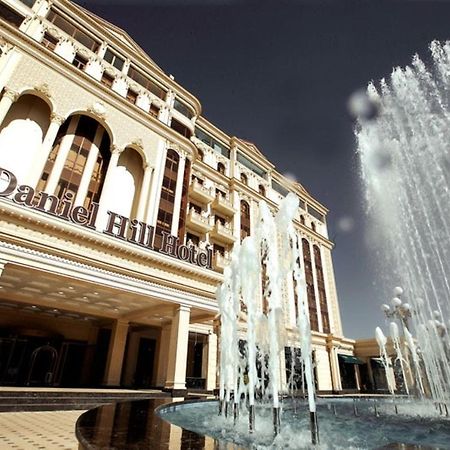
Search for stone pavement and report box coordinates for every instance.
[0,410,84,449]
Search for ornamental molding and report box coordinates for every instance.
[50,113,65,125]
[0,240,218,311]
[131,138,144,150]
[3,88,19,102]
[88,101,106,119]
[34,83,51,98]
[110,144,124,155]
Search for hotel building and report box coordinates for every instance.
[0,0,358,394]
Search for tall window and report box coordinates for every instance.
[314,245,330,333]
[155,149,179,238]
[240,173,248,185]
[197,149,204,162]
[37,116,110,209]
[300,215,305,225]
[302,238,318,331]
[240,200,250,241]
[217,162,225,175]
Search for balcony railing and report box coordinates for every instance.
[210,221,236,244]
[188,180,215,204]
[212,193,235,216]
[186,208,213,234]
[213,252,231,272]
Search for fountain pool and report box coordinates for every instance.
[158,397,450,449]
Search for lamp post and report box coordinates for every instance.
[381,286,412,333]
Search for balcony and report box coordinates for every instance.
[210,221,236,244]
[186,209,213,234]
[188,180,215,204]
[213,252,231,272]
[212,194,235,216]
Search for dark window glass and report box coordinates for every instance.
[272,180,289,197]
[0,3,24,27]
[41,32,58,50]
[308,205,325,223]
[19,0,36,7]
[240,201,250,240]
[72,52,88,70]
[173,99,194,119]
[171,118,192,138]
[47,10,99,52]
[194,128,230,159]
[237,152,267,178]
[313,245,329,333]
[103,48,124,71]
[128,66,166,99]
[302,238,318,331]
[155,149,179,237]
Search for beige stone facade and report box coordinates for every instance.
[0,0,351,394]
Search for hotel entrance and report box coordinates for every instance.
[0,332,89,387]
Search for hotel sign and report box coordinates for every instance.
[0,167,213,269]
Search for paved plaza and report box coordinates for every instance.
[0,410,84,450]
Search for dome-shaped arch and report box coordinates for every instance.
[0,93,52,184]
[17,87,55,115]
[64,108,115,147]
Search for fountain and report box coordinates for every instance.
[156,41,450,449]
[357,40,450,407]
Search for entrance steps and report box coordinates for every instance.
[0,388,168,412]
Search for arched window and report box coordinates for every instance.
[197,149,204,162]
[258,185,266,196]
[217,162,225,175]
[155,149,179,239]
[37,115,111,210]
[300,215,305,225]
[240,172,248,185]
[240,200,250,240]
[313,245,330,333]
[302,238,318,331]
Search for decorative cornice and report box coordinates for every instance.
[34,82,51,98]
[50,113,65,125]
[88,101,106,119]
[3,88,19,102]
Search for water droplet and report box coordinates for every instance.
[347,89,380,121]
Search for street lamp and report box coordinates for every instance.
[381,286,412,332]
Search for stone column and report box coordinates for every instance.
[103,320,129,386]
[28,113,65,188]
[136,163,154,222]
[145,140,167,226]
[74,126,104,206]
[170,152,186,236]
[0,88,18,127]
[96,145,123,229]
[164,305,191,395]
[44,115,80,194]
[328,345,342,391]
[156,324,171,387]
[205,332,217,391]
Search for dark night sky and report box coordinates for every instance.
[74,0,450,339]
